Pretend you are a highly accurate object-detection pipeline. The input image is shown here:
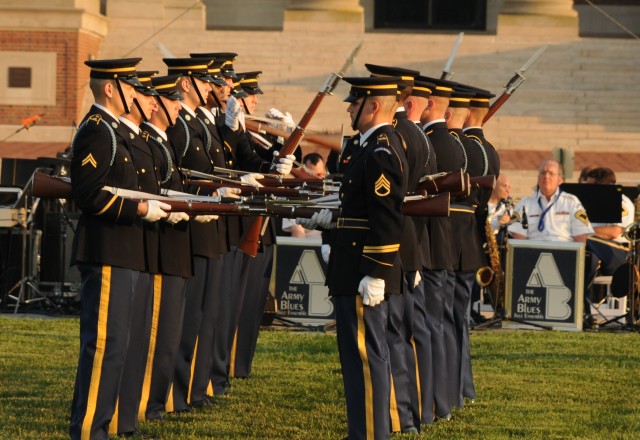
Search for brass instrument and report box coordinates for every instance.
[476,217,498,287]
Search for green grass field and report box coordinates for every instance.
[0,316,639,439]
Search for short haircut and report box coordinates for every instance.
[579,165,595,182]
[539,159,563,177]
[303,152,324,166]
[587,167,617,184]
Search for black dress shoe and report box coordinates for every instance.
[402,426,419,434]
[118,430,141,438]
[146,410,164,422]
[435,413,452,421]
[173,407,191,414]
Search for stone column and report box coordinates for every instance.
[284,0,364,33]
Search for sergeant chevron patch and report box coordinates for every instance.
[374,173,391,197]
[82,153,97,168]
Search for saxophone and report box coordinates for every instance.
[476,215,504,311]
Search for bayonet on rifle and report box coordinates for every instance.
[483,45,549,125]
[441,32,464,80]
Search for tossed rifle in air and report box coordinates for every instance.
[483,45,548,125]
[245,117,342,152]
[440,32,464,80]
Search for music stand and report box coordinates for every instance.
[560,183,622,224]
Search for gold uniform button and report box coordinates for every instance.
[141,169,146,174]
[352,242,356,246]
[348,179,352,184]
[196,147,200,151]
[124,157,129,162]
[216,149,220,153]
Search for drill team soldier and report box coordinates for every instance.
[323,75,408,440]
[69,58,170,440]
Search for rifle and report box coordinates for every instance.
[416,169,466,195]
[239,192,451,257]
[271,41,362,168]
[245,118,341,152]
[440,32,464,80]
[483,45,548,125]
[469,174,496,190]
[185,179,326,199]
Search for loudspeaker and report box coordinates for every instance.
[39,211,80,287]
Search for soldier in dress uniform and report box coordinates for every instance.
[419,75,461,420]
[317,75,408,440]
[230,71,279,380]
[403,77,438,426]
[69,58,170,440]
[108,70,165,437]
[446,90,487,407]
[364,63,422,434]
[137,74,193,421]
[162,57,222,411]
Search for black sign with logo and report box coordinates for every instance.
[506,240,585,331]
[274,237,334,323]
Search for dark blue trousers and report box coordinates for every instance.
[454,271,476,404]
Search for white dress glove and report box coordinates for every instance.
[143,199,171,222]
[358,276,386,307]
[225,95,242,131]
[217,187,242,198]
[165,211,190,224]
[266,108,295,131]
[239,173,264,187]
[193,214,219,223]
[282,112,295,131]
[274,152,296,175]
[414,271,422,288]
[315,208,335,229]
[296,210,321,230]
[321,244,331,264]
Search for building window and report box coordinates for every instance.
[8,67,32,88]
[374,0,487,31]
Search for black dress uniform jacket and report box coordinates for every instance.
[166,108,221,259]
[417,121,438,270]
[394,111,424,272]
[118,122,161,274]
[142,123,193,278]
[71,105,145,271]
[327,124,408,296]
[425,120,463,271]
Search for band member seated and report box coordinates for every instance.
[584,167,635,276]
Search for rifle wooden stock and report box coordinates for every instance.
[416,170,465,195]
[450,174,472,197]
[245,119,341,152]
[470,174,496,190]
[33,171,73,199]
[482,92,510,125]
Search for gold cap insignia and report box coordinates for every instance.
[374,173,391,197]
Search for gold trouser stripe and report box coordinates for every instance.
[165,384,174,413]
[187,337,199,404]
[411,337,422,419]
[81,265,112,440]
[356,295,375,440]
[96,194,118,216]
[207,380,213,398]
[389,375,400,432]
[229,327,239,378]
[138,274,163,421]
[116,198,124,222]
[108,398,119,435]
[362,254,393,267]
[450,207,475,214]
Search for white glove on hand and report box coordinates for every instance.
[274,153,296,175]
[282,112,295,131]
[239,173,264,187]
[414,271,422,288]
[358,276,385,307]
[217,187,242,198]
[193,214,219,223]
[225,96,242,131]
[266,108,295,131]
[143,200,171,222]
[315,208,334,229]
[165,211,190,224]
[296,212,318,230]
[266,107,285,120]
[321,244,331,264]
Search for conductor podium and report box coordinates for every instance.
[505,239,585,331]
